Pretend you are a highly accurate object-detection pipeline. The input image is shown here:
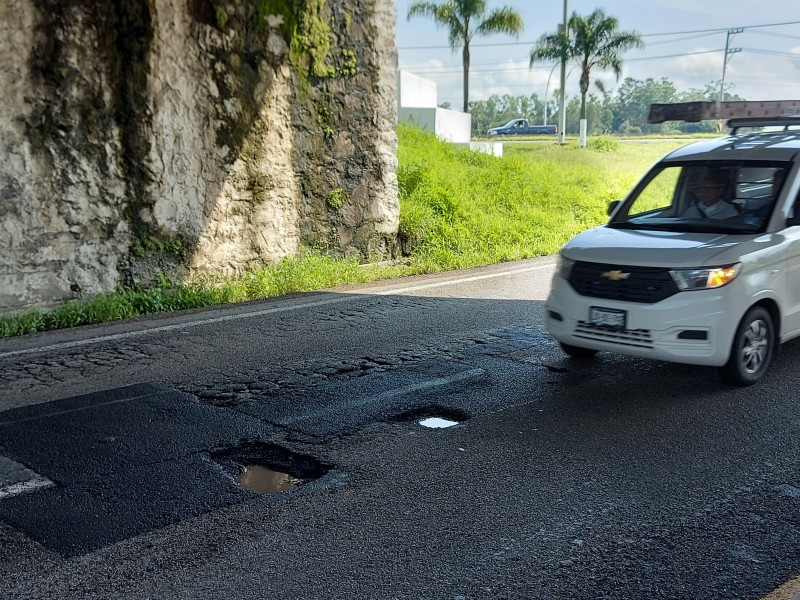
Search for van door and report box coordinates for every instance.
[778,177,800,338]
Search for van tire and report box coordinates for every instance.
[560,343,598,359]
[718,306,776,386]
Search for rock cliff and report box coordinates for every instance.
[0,0,398,312]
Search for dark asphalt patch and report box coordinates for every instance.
[0,382,280,557]
[232,360,487,439]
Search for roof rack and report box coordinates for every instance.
[727,116,800,134]
[648,100,800,124]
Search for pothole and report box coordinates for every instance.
[392,406,470,429]
[211,442,332,495]
[236,465,302,494]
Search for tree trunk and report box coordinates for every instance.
[579,64,590,147]
[579,65,590,121]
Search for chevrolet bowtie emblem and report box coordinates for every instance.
[601,269,630,281]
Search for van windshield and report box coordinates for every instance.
[608,162,790,234]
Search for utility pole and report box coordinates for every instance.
[558,0,568,144]
[543,62,559,126]
[718,28,743,108]
[558,0,569,144]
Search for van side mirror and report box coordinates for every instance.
[607,200,621,216]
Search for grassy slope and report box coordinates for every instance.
[397,125,686,269]
[0,127,688,336]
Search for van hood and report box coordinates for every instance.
[560,226,759,267]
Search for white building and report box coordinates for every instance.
[396,70,471,144]
[396,71,501,156]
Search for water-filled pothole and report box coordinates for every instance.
[211,442,331,495]
[392,406,470,428]
[236,465,302,494]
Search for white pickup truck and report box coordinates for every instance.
[545,105,800,385]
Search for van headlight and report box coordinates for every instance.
[669,263,741,290]
[556,255,575,280]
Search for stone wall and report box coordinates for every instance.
[0,0,399,313]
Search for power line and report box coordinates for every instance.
[397,19,800,50]
[747,29,800,41]
[740,48,800,59]
[402,49,725,76]
[402,41,800,78]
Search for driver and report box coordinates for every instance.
[682,167,739,219]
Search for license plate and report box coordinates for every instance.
[589,307,626,330]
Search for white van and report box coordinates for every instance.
[545,117,800,385]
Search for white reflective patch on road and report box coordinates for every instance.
[0,456,54,500]
[419,418,459,428]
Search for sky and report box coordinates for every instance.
[395,0,800,109]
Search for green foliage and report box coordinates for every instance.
[316,99,335,139]
[215,6,229,29]
[586,136,619,152]
[472,74,749,137]
[131,235,188,259]
[531,8,643,120]
[294,0,334,78]
[0,253,403,338]
[338,49,357,77]
[255,0,334,78]
[396,123,685,270]
[407,0,523,112]
[326,188,347,210]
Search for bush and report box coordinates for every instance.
[586,136,620,152]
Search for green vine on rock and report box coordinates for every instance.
[326,187,347,211]
[215,5,229,29]
[131,235,188,259]
[338,49,357,77]
[255,0,334,79]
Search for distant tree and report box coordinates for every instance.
[531,9,642,143]
[676,80,746,133]
[408,0,523,113]
[614,77,677,134]
[677,80,744,104]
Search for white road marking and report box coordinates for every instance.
[0,478,54,500]
[0,264,552,358]
[0,456,55,499]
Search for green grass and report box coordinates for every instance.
[397,124,686,271]
[0,126,689,337]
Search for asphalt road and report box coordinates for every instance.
[0,256,798,599]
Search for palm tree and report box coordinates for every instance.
[408,0,523,113]
[530,9,642,144]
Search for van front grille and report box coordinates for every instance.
[568,262,679,304]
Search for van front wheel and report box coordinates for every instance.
[560,343,598,359]
[719,306,775,386]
